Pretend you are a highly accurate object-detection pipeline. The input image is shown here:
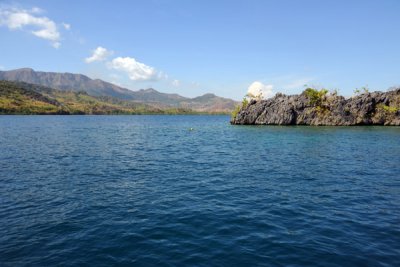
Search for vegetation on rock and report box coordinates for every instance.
[304,88,328,107]
[377,104,399,114]
[231,97,249,120]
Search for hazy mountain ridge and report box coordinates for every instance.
[0,68,238,112]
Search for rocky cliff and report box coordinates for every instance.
[231,88,400,126]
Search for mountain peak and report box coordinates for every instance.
[140,88,158,93]
[202,93,216,97]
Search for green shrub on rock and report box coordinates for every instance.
[231,97,249,120]
[377,104,399,114]
[304,88,328,107]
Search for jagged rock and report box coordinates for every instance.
[231,89,400,126]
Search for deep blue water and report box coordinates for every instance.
[0,115,399,267]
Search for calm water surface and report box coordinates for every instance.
[0,115,399,266]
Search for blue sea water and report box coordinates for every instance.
[0,115,399,267]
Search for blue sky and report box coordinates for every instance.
[0,0,399,100]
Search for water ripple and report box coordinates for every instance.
[0,116,399,266]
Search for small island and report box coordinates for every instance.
[231,87,400,126]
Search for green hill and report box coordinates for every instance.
[0,81,194,115]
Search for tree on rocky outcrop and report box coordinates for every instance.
[304,88,328,107]
[231,97,249,120]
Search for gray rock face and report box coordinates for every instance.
[231,89,400,126]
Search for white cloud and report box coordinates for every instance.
[172,79,180,87]
[62,22,70,30]
[0,6,62,48]
[247,81,275,99]
[109,56,161,81]
[85,46,113,63]
[0,65,5,70]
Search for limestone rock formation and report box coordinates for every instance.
[231,89,400,126]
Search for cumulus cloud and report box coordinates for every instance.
[247,81,275,99]
[108,56,161,81]
[0,6,62,48]
[85,46,113,63]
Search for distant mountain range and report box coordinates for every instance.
[0,80,194,115]
[0,68,238,113]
